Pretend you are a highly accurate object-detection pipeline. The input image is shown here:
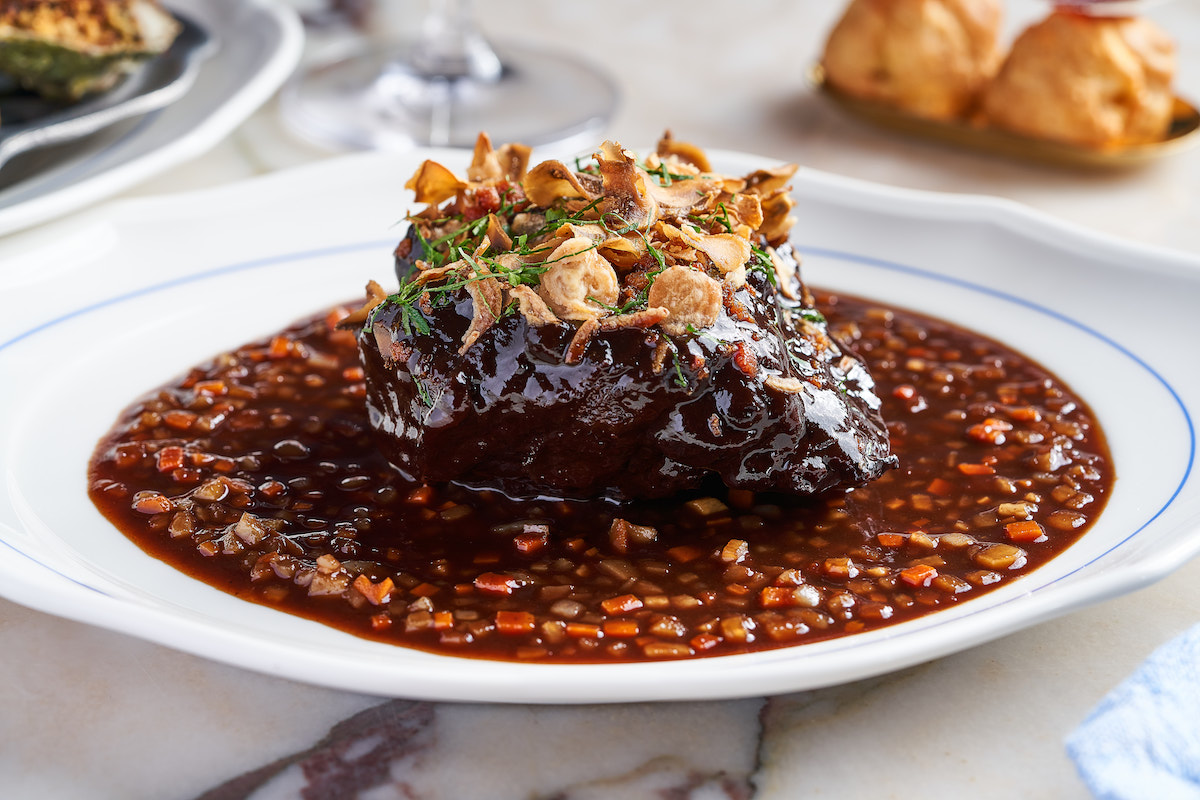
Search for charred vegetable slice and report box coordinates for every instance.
[0,0,179,102]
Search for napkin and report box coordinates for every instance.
[1067,625,1200,800]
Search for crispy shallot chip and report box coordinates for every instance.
[411,263,460,287]
[642,174,719,218]
[743,164,799,196]
[759,191,798,246]
[646,265,723,336]
[372,323,413,365]
[723,265,748,293]
[552,222,610,244]
[485,213,513,252]
[522,160,597,207]
[656,131,712,172]
[651,336,672,375]
[548,222,645,270]
[467,132,532,183]
[645,152,702,178]
[598,237,645,269]
[674,224,752,275]
[460,270,504,353]
[597,306,670,331]
[405,160,467,205]
[597,141,657,230]
[772,247,799,300]
[765,374,806,394]
[565,317,600,364]
[538,237,620,320]
[508,285,560,326]
[338,279,390,328]
[729,193,764,230]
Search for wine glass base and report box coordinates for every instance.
[281,41,618,152]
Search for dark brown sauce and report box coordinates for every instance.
[87,291,1112,662]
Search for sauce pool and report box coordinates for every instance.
[88,290,1112,662]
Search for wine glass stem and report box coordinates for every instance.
[412,0,502,82]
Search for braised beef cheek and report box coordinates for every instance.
[361,244,895,501]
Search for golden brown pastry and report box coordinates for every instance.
[982,11,1176,149]
[820,0,1004,121]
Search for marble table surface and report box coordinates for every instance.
[3,1,1200,797]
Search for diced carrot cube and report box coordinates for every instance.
[967,417,1013,445]
[566,622,602,639]
[156,446,184,473]
[473,572,516,595]
[877,532,906,547]
[690,633,721,651]
[193,380,227,396]
[603,620,640,637]
[170,467,199,485]
[601,594,643,615]
[352,575,395,606]
[720,538,749,563]
[432,611,454,631]
[900,564,939,587]
[406,485,435,505]
[957,462,995,476]
[133,493,173,515]
[823,557,858,579]
[162,410,197,430]
[759,586,796,608]
[1009,406,1042,422]
[666,545,704,563]
[1005,520,1045,542]
[927,477,953,496]
[267,335,292,359]
[495,610,535,635]
[514,531,548,554]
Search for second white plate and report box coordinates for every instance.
[0,0,302,237]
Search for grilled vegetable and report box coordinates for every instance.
[0,0,179,102]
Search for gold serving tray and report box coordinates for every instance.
[809,64,1200,168]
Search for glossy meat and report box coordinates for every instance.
[360,244,895,501]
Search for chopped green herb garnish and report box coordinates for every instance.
[414,377,435,407]
[748,243,777,286]
[672,350,689,389]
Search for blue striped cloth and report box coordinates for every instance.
[1067,625,1200,799]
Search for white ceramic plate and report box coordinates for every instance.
[0,0,302,237]
[0,149,1197,703]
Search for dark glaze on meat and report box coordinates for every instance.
[362,243,895,500]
